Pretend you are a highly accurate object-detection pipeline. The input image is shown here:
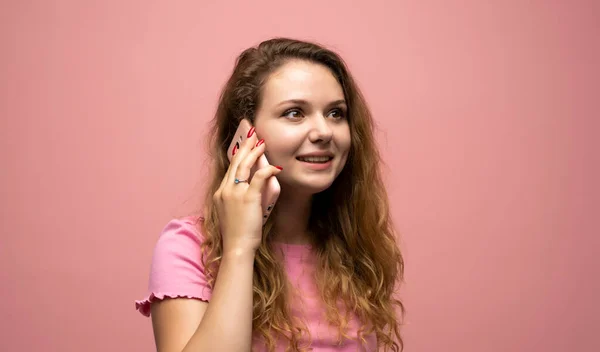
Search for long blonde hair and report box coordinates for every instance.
[197,38,404,351]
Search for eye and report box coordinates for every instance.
[327,108,346,119]
[282,108,304,119]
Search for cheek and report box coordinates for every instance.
[338,126,352,154]
[262,132,295,161]
[263,128,303,153]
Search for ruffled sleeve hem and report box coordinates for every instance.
[135,292,210,317]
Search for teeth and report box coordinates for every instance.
[298,156,331,163]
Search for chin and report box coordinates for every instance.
[304,182,334,195]
[280,177,336,195]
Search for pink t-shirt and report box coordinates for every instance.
[135,217,377,351]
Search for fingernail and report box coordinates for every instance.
[247,127,255,138]
[232,144,237,155]
[256,139,264,147]
[275,166,283,170]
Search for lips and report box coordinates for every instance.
[296,156,333,163]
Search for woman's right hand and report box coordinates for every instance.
[212,132,282,255]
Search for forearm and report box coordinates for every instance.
[183,247,256,352]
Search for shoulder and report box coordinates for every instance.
[135,216,212,316]
[152,216,204,256]
[149,216,209,278]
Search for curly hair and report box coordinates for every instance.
[197,38,404,351]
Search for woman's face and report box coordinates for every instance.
[253,60,351,194]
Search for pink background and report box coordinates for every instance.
[1,1,598,351]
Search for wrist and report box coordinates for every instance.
[222,244,257,261]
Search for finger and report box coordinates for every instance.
[234,128,258,160]
[247,165,282,196]
[230,138,264,184]
[219,132,253,192]
[223,135,253,183]
[216,168,230,195]
[219,150,241,192]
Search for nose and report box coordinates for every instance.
[308,116,333,144]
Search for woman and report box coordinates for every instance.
[136,38,404,352]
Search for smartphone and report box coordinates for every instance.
[227,119,281,224]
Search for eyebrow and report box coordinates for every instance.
[276,99,347,108]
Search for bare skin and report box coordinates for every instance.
[150,60,350,352]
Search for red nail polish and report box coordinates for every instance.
[247,127,255,138]
[256,139,264,147]
[232,144,237,155]
[275,166,283,170]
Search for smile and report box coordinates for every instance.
[296,156,333,163]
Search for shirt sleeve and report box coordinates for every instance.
[135,217,212,317]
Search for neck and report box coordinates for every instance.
[271,186,313,245]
